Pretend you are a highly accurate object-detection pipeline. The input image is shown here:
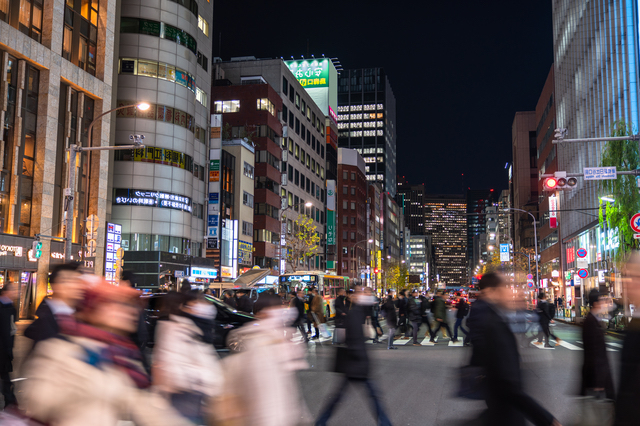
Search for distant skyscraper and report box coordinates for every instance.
[424,194,467,287]
[466,189,495,261]
[337,68,397,196]
[397,178,425,235]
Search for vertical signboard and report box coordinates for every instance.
[104,222,122,284]
[207,112,222,252]
[499,243,510,262]
[549,196,558,229]
[326,180,336,246]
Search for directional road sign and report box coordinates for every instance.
[527,274,533,280]
[577,248,587,258]
[631,213,640,233]
[578,268,589,279]
[500,244,509,262]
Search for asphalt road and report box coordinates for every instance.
[295,320,623,426]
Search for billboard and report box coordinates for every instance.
[285,59,330,88]
[326,180,336,246]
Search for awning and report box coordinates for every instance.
[233,268,271,288]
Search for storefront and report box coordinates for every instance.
[123,251,217,290]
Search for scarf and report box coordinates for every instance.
[57,315,150,389]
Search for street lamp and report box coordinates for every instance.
[278,200,313,274]
[65,102,149,262]
[351,238,373,282]
[503,207,539,291]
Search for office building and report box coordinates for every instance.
[552,1,640,306]
[424,194,467,288]
[217,58,328,272]
[466,189,495,272]
[368,183,383,289]
[336,148,368,280]
[0,0,118,315]
[396,178,425,235]
[111,0,215,287]
[337,68,397,196]
[408,234,432,287]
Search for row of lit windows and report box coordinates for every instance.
[336,104,384,112]
[257,98,276,116]
[338,121,384,129]
[337,113,384,121]
[347,130,384,137]
[214,100,240,113]
[363,156,383,163]
[355,148,384,154]
[366,174,384,181]
[119,58,196,93]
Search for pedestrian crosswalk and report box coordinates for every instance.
[530,338,622,352]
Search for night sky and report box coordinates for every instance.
[212,1,554,194]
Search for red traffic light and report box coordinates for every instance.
[374,268,379,274]
[543,177,558,190]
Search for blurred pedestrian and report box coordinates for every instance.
[222,295,310,425]
[614,252,640,425]
[407,289,422,346]
[121,271,150,368]
[290,290,309,342]
[0,283,17,409]
[382,295,398,349]
[396,289,407,335]
[153,291,223,424]
[222,290,236,309]
[22,279,191,425]
[235,289,253,313]
[419,292,434,340]
[580,289,614,400]
[431,290,452,342]
[335,288,348,328]
[535,292,561,348]
[316,287,392,426]
[24,262,83,345]
[470,273,561,426]
[310,288,325,339]
[453,295,470,344]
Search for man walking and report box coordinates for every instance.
[334,288,348,328]
[0,283,17,408]
[382,295,398,350]
[535,292,561,348]
[419,292,434,340]
[407,290,422,346]
[453,295,470,344]
[396,289,408,336]
[431,290,453,342]
[291,290,309,343]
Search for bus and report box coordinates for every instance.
[278,271,350,318]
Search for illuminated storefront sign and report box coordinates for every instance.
[0,245,23,257]
[238,241,252,264]
[285,59,330,88]
[221,266,233,278]
[105,223,122,283]
[191,267,218,279]
[598,227,620,251]
[114,189,192,212]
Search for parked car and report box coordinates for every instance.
[141,293,256,352]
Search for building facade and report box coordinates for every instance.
[466,189,495,275]
[396,178,425,235]
[336,148,367,280]
[424,194,467,288]
[337,68,397,196]
[0,0,118,314]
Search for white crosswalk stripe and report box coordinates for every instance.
[557,340,581,350]
[606,342,623,348]
[393,338,412,345]
[448,340,464,347]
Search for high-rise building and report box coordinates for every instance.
[216,58,329,273]
[396,178,425,235]
[0,0,117,314]
[337,68,397,196]
[466,189,495,265]
[511,111,538,252]
[552,1,638,307]
[111,0,214,287]
[337,148,368,280]
[424,194,467,287]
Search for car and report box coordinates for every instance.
[141,293,256,352]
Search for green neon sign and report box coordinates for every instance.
[285,59,330,88]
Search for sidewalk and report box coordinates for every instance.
[554,316,625,339]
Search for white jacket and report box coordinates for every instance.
[153,315,224,397]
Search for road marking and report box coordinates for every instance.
[606,342,623,348]
[448,340,464,347]
[557,340,582,350]
[394,338,412,345]
[421,338,435,346]
[530,340,555,349]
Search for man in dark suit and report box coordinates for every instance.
[472,273,560,426]
[535,292,561,348]
[334,288,348,328]
[316,287,392,426]
[291,290,308,343]
[615,252,640,425]
[24,262,83,345]
[235,289,253,313]
[581,289,614,399]
[0,283,17,408]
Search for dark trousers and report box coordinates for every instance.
[421,316,434,339]
[453,318,469,341]
[411,320,421,343]
[432,320,452,340]
[315,376,392,426]
[293,319,309,342]
[0,370,16,408]
[387,327,396,348]
[537,321,558,346]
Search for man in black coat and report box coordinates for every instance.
[407,290,422,345]
[419,293,434,341]
[0,283,17,408]
[453,295,470,344]
[471,273,560,426]
[291,290,309,343]
[535,292,560,348]
[334,288,348,328]
[24,262,83,346]
[581,290,614,399]
[396,289,408,335]
[316,288,392,426]
[222,290,237,309]
[615,253,640,425]
[382,295,398,349]
[235,289,253,313]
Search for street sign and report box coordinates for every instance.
[527,274,533,280]
[584,167,616,180]
[576,248,587,258]
[499,244,509,262]
[631,213,640,233]
[634,234,640,239]
[549,196,558,228]
[577,268,589,279]
[565,271,572,280]
[527,281,534,288]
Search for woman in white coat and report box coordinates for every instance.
[153,291,224,424]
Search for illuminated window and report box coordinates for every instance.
[197,15,209,36]
[350,105,362,112]
[256,98,275,116]
[214,100,240,113]
[196,87,207,106]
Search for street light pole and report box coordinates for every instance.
[503,207,538,291]
[64,102,150,263]
[351,238,373,284]
[278,201,312,274]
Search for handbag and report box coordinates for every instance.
[363,318,376,340]
[456,365,486,400]
[169,391,206,423]
[571,391,614,426]
[319,322,332,339]
[332,327,346,344]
